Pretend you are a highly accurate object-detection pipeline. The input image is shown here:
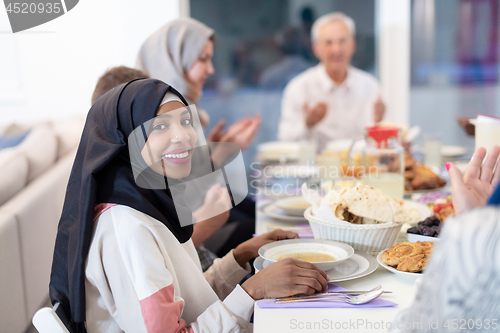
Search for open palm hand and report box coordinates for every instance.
[447,146,500,215]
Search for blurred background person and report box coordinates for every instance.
[136,17,261,150]
[456,116,476,136]
[298,6,316,62]
[259,27,313,90]
[232,43,259,87]
[278,12,385,152]
[91,66,148,105]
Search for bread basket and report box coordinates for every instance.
[304,207,402,256]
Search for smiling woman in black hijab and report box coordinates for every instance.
[49,78,329,333]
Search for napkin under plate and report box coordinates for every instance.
[257,285,398,308]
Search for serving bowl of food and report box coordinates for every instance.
[258,239,354,271]
[304,184,421,255]
[407,193,454,241]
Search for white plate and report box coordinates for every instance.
[441,145,467,157]
[259,202,307,222]
[376,249,421,279]
[254,251,378,283]
[262,165,320,179]
[404,165,448,195]
[257,141,300,162]
[274,196,312,216]
[405,186,448,196]
[407,233,439,243]
[402,200,432,226]
[258,239,354,271]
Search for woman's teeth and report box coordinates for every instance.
[164,151,189,159]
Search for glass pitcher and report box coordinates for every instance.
[348,126,404,199]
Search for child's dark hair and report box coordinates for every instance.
[92,66,149,104]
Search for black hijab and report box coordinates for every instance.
[49,79,194,332]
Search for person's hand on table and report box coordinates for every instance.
[241,258,330,300]
[446,145,500,215]
[233,229,299,267]
[304,102,327,128]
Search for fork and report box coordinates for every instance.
[275,285,384,305]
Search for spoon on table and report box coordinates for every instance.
[275,285,385,305]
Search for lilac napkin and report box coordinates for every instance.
[257,284,398,308]
[291,224,314,238]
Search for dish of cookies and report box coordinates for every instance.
[377,241,434,276]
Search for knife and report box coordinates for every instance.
[276,290,391,302]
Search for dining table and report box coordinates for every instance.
[253,198,420,333]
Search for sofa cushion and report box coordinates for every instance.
[0,148,29,206]
[17,125,58,183]
[0,123,30,136]
[1,148,77,320]
[0,213,29,333]
[0,130,31,150]
[51,117,85,158]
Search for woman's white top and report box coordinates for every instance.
[85,204,254,333]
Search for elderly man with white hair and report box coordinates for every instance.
[278,12,385,151]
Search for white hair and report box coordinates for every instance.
[311,12,356,42]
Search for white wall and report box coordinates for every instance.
[376,0,411,126]
[0,0,181,126]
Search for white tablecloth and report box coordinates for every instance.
[253,198,418,333]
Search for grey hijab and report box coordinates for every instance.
[136,17,214,105]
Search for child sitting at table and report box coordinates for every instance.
[49,78,330,332]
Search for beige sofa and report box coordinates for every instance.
[0,118,84,333]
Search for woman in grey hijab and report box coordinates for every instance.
[137,17,260,147]
[137,17,213,108]
[137,18,260,270]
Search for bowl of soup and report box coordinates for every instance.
[274,196,312,216]
[258,239,354,271]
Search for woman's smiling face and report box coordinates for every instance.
[141,100,198,179]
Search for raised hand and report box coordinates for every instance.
[219,113,261,151]
[304,102,327,128]
[207,119,226,143]
[446,146,500,215]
